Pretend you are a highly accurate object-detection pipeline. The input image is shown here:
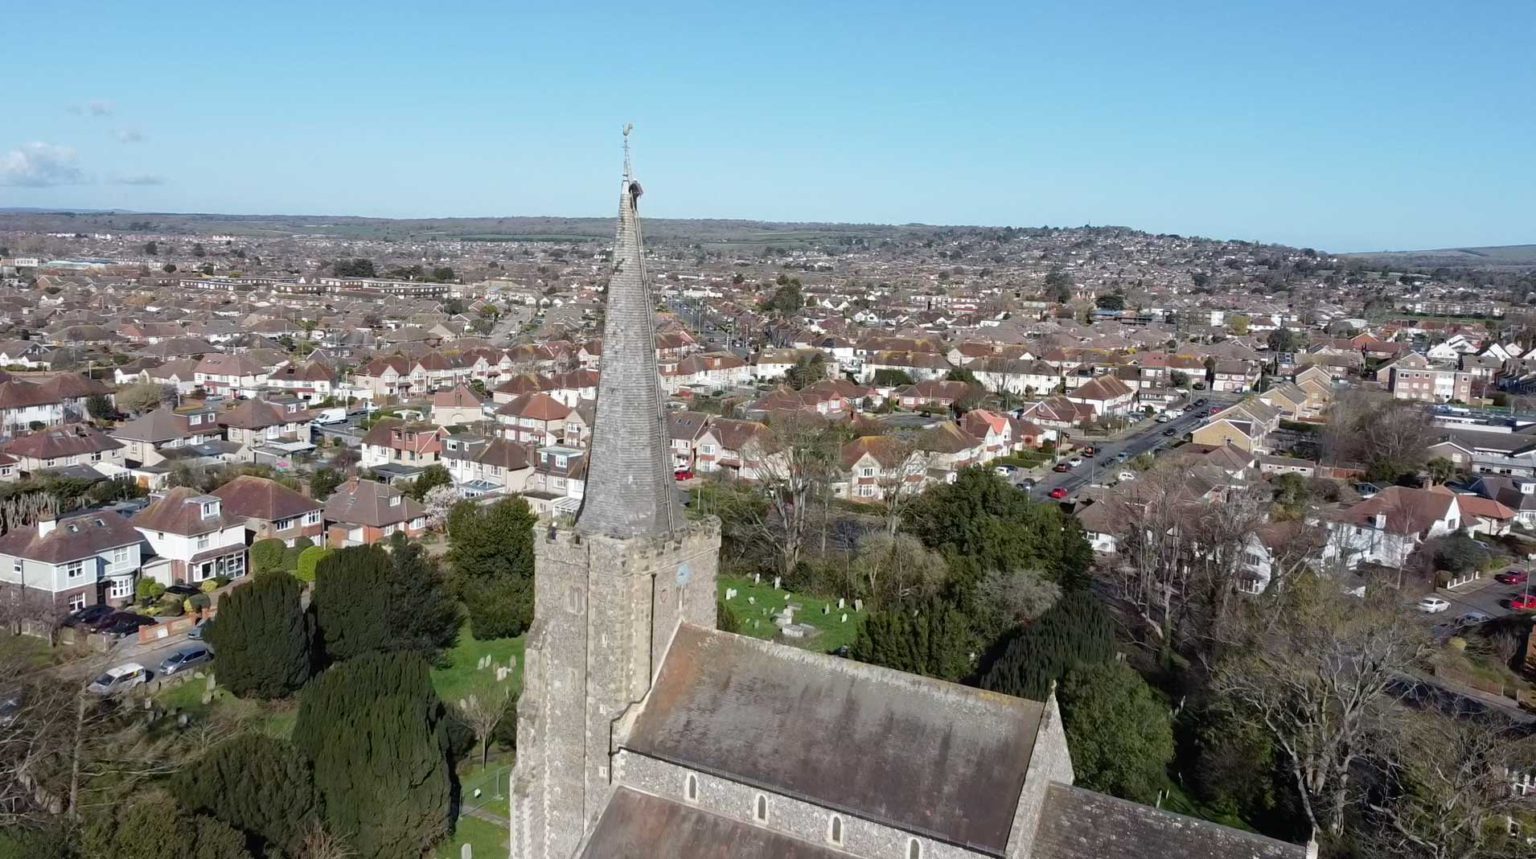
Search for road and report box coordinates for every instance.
[666,296,750,357]
[1023,394,1240,501]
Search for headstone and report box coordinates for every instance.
[838,598,846,610]
[840,613,848,623]
[822,605,829,615]
[747,596,756,605]
[773,576,782,590]
[462,843,473,859]
[496,667,509,682]
[853,599,863,612]
[754,573,761,584]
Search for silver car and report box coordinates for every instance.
[158,644,213,676]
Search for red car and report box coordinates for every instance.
[1498,570,1528,586]
[1512,594,1536,612]
[1048,487,1069,500]
[673,470,694,481]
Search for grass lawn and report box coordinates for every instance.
[152,676,298,738]
[437,813,507,859]
[432,627,524,707]
[0,634,58,669]
[719,575,867,654]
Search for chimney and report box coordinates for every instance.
[37,516,57,538]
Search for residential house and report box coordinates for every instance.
[3,424,124,474]
[441,435,534,497]
[0,379,65,434]
[1065,375,1136,418]
[695,418,770,479]
[1389,366,1474,404]
[360,419,448,469]
[431,384,490,427]
[496,393,576,447]
[1469,475,1536,529]
[110,405,223,466]
[839,435,928,502]
[194,353,269,397]
[0,511,144,611]
[212,475,325,546]
[1322,486,1461,569]
[668,411,711,473]
[322,478,426,546]
[132,488,249,586]
[218,398,314,450]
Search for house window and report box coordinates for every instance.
[556,455,567,468]
[68,593,86,611]
[304,510,321,526]
[108,577,132,599]
[828,815,843,846]
[90,451,102,462]
[201,502,217,518]
[11,559,19,575]
[860,466,874,477]
[753,794,767,823]
[701,444,715,455]
[685,774,698,803]
[65,560,85,579]
[196,535,210,551]
[112,547,130,567]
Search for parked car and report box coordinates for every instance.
[1066,457,1084,468]
[1162,428,1177,437]
[1456,611,1492,627]
[61,604,113,628]
[158,645,213,676]
[1497,570,1529,586]
[164,583,201,598]
[673,469,694,481]
[1416,596,1451,614]
[993,465,1016,476]
[1048,487,1069,500]
[100,613,157,638]
[1116,471,1137,482]
[1115,452,1130,461]
[1513,594,1536,612]
[1155,413,1171,423]
[1080,447,1096,458]
[1052,462,1071,473]
[1016,478,1036,490]
[188,618,214,640]
[87,663,149,696]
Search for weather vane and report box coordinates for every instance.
[622,123,634,180]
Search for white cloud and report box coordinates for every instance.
[117,129,144,143]
[115,174,165,186]
[0,142,85,187]
[87,100,113,117]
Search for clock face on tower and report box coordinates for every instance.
[676,563,692,586]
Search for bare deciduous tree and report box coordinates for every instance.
[740,415,840,579]
[1322,389,1436,482]
[1362,713,1536,859]
[459,685,515,767]
[851,532,946,609]
[1213,574,1430,838]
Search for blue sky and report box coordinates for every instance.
[4,0,1532,252]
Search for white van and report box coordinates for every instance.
[87,663,149,696]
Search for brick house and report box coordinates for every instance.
[360,419,448,469]
[322,478,427,546]
[212,474,325,546]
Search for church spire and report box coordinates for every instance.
[575,126,677,538]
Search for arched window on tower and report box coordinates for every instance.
[908,838,923,859]
[827,815,843,846]
[754,793,768,823]
[685,773,698,803]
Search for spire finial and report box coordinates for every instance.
[622,123,634,181]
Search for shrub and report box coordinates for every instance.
[200,580,220,593]
[205,571,312,699]
[136,579,166,601]
[294,546,332,583]
[160,599,184,618]
[188,592,212,612]
[251,539,287,574]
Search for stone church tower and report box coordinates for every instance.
[511,130,720,859]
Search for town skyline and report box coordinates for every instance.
[5,1,1535,252]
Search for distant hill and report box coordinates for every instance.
[1343,244,1536,269]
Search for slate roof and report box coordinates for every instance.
[4,424,122,459]
[579,788,847,859]
[625,625,1043,855]
[1032,784,1305,859]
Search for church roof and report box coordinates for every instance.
[1031,784,1306,858]
[579,788,847,859]
[624,625,1043,855]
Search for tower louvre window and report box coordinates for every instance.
[753,793,767,823]
[828,814,843,845]
[684,773,698,803]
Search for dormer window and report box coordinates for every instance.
[390,495,401,507]
[201,501,218,518]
